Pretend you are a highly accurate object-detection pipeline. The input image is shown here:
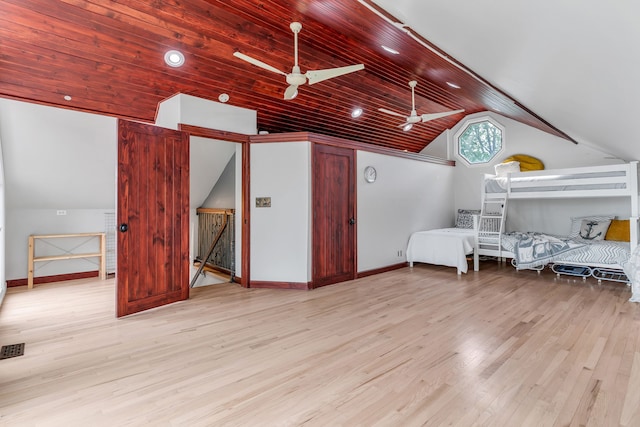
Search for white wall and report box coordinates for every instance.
[250,142,310,283]
[201,153,236,209]
[423,111,631,235]
[190,138,236,209]
[357,151,455,272]
[7,209,112,279]
[0,99,117,281]
[0,134,5,303]
[156,93,257,134]
[249,142,456,281]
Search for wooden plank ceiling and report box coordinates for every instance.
[0,0,574,152]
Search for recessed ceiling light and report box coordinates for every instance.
[402,123,413,132]
[63,95,72,101]
[218,93,230,103]
[381,45,400,55]
[164,50,185,67]
[351,107,363,118]
[446,81,461,89]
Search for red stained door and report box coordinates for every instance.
[312,144,356,287]
[117,120,190,317]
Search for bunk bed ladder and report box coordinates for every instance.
[474,193,508,270]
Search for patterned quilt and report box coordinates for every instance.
[505,232,586,270]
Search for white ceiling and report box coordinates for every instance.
[373,0,640,161]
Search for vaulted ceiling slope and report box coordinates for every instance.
[373,0,640,160]
[1,0,574,153]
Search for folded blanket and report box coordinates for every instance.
[508,232,585,270]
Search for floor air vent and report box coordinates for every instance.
[1,343,25,359]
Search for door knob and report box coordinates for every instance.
[119,223,128,232]
[349,218,356,225]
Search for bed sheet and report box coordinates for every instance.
[407,228,475,274]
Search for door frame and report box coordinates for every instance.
[178,124,251,287]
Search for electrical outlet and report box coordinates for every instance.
[56,210,67,216]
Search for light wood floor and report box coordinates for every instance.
[2,262,640,426]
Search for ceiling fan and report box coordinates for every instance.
[379,80,465,131]
[233,22,365,100]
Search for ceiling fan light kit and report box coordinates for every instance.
[233,22,365,100]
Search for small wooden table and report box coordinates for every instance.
[27,232,106,289]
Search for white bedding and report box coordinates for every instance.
[407,228,475,274]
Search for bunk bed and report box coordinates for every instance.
[473,161,640,300]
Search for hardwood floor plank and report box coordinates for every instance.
[1,262,640,425]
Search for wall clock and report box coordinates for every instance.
[364,166,377,183]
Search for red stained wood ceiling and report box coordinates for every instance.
[0,0,574,152]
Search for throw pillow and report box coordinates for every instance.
[494,161,520,176]
[501,154,544,171]
[605,219,630,242]
[569,215,615,238]
[456,209,481,229]
[577,219,611,241]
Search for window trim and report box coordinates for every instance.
[453,115,506,167]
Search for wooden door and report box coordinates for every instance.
[312,144,356,287]
[117,120,189,317]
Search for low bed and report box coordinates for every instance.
[407,228,475,274]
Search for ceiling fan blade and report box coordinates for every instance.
[233,52,287,76]
[378,108,407,118]
[305,64,365,85]
[284,84,299,100]
[420,109,465,122]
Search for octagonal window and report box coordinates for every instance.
[455,117,504,165]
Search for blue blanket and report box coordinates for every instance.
[508,232,585,270]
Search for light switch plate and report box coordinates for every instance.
[256,197,271,207]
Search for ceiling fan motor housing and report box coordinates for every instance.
[286,70,307,85]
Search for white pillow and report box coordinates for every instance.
[494,161,520,176]
[568,215,615,238]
